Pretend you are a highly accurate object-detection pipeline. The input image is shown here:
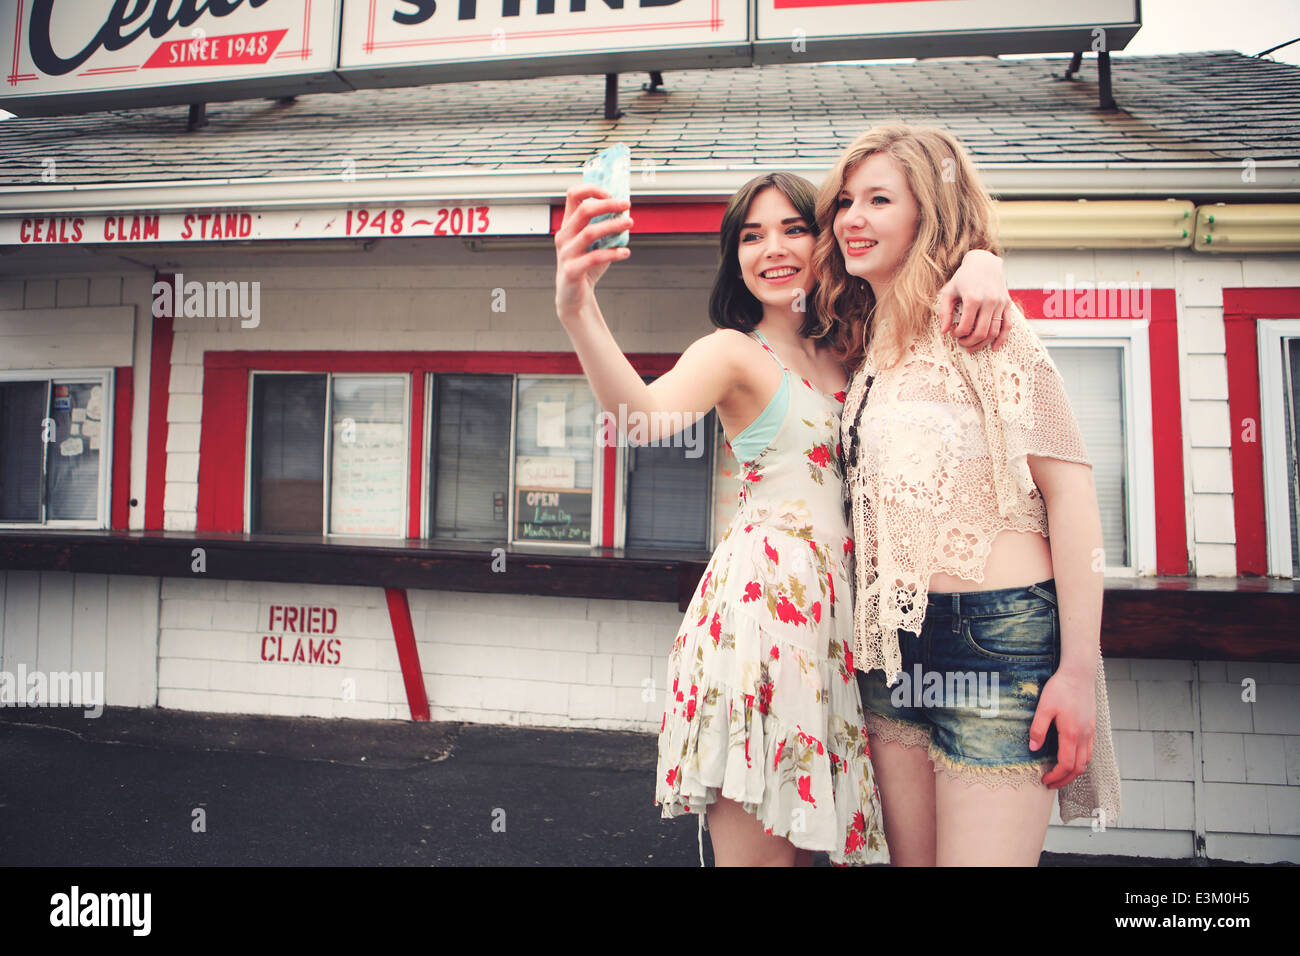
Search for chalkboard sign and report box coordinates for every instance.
[515,487,591,543]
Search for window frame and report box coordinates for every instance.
[1032,318,1154,576]
[509,372,603,551]
[0,367,115,531]
[421,371,604,550]
[242,370,411,538]
[1257,318,1300,577]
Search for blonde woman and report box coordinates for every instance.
[815,125,1122,866]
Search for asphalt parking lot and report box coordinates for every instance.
[0,705,1223,867]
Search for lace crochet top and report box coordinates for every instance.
[841,308,1122,824]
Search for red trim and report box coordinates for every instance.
[145,275,174,531]
[407,370,425,539]
[384,587,430,722]
[1223,287,1300,576]
[1146,291,1188,574]
[203,350,677,375]
[196,367,249,534]
[602,438,616,547]
[550,202,727,235]
[111,367,133,531]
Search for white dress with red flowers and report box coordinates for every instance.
[654,329,889,865]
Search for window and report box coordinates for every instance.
[1047,345,1129,568]
[423,373,599,546]
[511,376,597,546]
[1036,320,1154,575]
[428,374,512,541]
[1258,320,1300,577]
[0,371,112,528]
[624,409,717,553]
[248,373,407,536]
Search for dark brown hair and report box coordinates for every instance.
[708,172,828,339]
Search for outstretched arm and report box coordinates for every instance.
[554,183,746,442]
[938,249,1015,352]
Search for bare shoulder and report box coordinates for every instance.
[679,327,772,395]
[700,326,757,350]
[682,327,759,366]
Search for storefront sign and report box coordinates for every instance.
[261,603,343,664]
[2,0,344,114]
[515,487,591,542]
[757,0,1137,42]
[2,0,1139,116]
[516,456,577,489]
[0,203,549,245]
[337,0,748,73]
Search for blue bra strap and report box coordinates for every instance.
[729,331,789,463]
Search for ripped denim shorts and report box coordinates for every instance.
[855,579,1061,786]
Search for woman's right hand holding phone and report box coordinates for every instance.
[554,184,633,323]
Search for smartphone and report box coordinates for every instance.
[581,143,631,251]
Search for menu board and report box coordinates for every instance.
[515,487,591,543]
[330,422,405,535]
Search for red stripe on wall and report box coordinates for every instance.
[602,439,616,548]
[145,275,174,530]
[203,350,679,375]
[1223,287,1300,576]
[408,370,425,539]
[550,201,727,235]
[204,351,582,373]
[1147,290,1188,574]
[195,367,249,534]
[111,366,133,531]
[385,587,430,721]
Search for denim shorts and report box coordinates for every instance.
[856,579,1061,784]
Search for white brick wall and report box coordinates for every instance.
[158,578,404,719]
[153,579,688,727]
[415,589,676,730]
[1043,659,1300,863]
[0,571,158,708]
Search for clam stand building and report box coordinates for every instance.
[0,0,1298,862]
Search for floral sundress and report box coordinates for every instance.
[654,329,889,866]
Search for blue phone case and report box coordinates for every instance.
[582,143,630,251]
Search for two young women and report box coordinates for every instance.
[553,125,1118,866]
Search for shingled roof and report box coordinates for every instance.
[0,51,1297,188]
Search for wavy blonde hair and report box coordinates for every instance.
[813,125,1001,371]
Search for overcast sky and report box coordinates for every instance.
[1110,0,1300,65]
